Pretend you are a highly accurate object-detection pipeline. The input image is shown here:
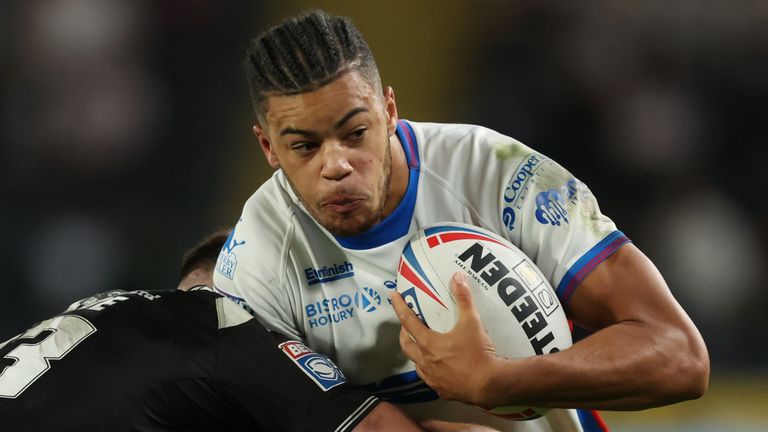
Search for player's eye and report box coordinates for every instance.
[348,127,367,140]
[291,142,320,154]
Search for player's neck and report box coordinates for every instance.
[381,132,409,219]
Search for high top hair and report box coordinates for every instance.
[245,10,382,122]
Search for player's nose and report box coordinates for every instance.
[320,141,353,180]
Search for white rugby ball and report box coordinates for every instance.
[396,222,572,421]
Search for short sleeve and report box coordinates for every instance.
[446,125,631,307]
[498,152,631,306]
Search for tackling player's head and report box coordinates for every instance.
[178,229,230,291]
[245,10,405,237]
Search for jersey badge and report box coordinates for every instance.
[279,341,347,391]
[217,230,246,280]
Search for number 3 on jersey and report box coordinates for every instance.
[0,315,96,398]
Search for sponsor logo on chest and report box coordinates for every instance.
[304,261,355,285]
[303,278,397,329]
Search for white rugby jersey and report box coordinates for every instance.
[214,120,627,432]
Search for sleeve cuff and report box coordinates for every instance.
[556,230,631,307]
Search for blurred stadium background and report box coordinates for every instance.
[1,1,766,430]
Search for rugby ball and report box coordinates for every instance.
[396,222,572,421]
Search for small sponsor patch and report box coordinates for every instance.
[535,189,569,227]
[217,230,246,280]
[279,341,346,391]
[354,286,381,313]
[304,261,355,285]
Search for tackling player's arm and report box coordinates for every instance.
[393,244,709,410]
[354,405,501,432]
[351,402,421,431]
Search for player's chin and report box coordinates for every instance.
[320,211,378,237]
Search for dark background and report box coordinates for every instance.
[2,1,766,429]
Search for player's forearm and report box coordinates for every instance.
[478,320,709,410]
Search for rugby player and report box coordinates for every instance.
[213,10,709,431]
[0,229,427,431]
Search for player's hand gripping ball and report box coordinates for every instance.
[395,222,572,421]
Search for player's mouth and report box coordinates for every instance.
[321,196,365,214]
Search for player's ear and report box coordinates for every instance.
[253,124,280,168]
[383,86,399,137]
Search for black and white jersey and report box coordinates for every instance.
[0,287,378,431]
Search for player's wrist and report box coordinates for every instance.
[471,356,516,408]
